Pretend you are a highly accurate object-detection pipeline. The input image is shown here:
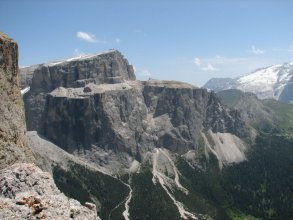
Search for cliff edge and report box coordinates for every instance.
[0,32,34,169]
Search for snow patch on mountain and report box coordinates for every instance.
[20,87,30,95]
[204,61,293,102]
[45,50,117,67]
[237,63,291,99]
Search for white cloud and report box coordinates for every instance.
[115,38,121,43]
[76,31,97,43]
[139,69,152,77]
[76,31,107,44]
[194,58,201,66]
[194,57,219,71]
[134,66,152,77]
[201,63,218,71]
[251,45,265,55]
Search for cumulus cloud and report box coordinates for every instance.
[138,69,152,77]
[194,57,219,71]
[134,66,152,77]
[76,31,107,44]
[194,58,201,66]
[76,31,97,43]
[251,45,265,55]
[201,63,218,71]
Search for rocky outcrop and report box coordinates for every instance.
[217,89,273,126]
[0,163,99,220]
[0,32,34,169]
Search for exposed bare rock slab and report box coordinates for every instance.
[0,163,100,219]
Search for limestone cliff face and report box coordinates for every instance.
[40,80,249,164]
[22,50,135,132]
[21,52,250,170]
[145,81,249,150]
[0,32,33,169]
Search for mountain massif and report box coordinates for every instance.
[18,49,293,220]
[204,61,293,103]
[20,50,250,174]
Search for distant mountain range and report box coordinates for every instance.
[204,61,293,103]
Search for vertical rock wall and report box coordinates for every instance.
[0,32,33,169]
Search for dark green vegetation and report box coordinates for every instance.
[53,162,129,220]
[175,133,293,220]
[129,171,181,220]
[217,89,244,108]
[262,99,293,134]
[222,133,293,219]
[213,89,293,219]
[217,89,293,136]
[176,155,233,220]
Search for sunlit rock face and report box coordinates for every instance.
[0,32,34,169]
[21,50,250,173]
[0,163,99,220]
[21,50,136,132]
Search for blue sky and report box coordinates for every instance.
[1,0,293,86]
